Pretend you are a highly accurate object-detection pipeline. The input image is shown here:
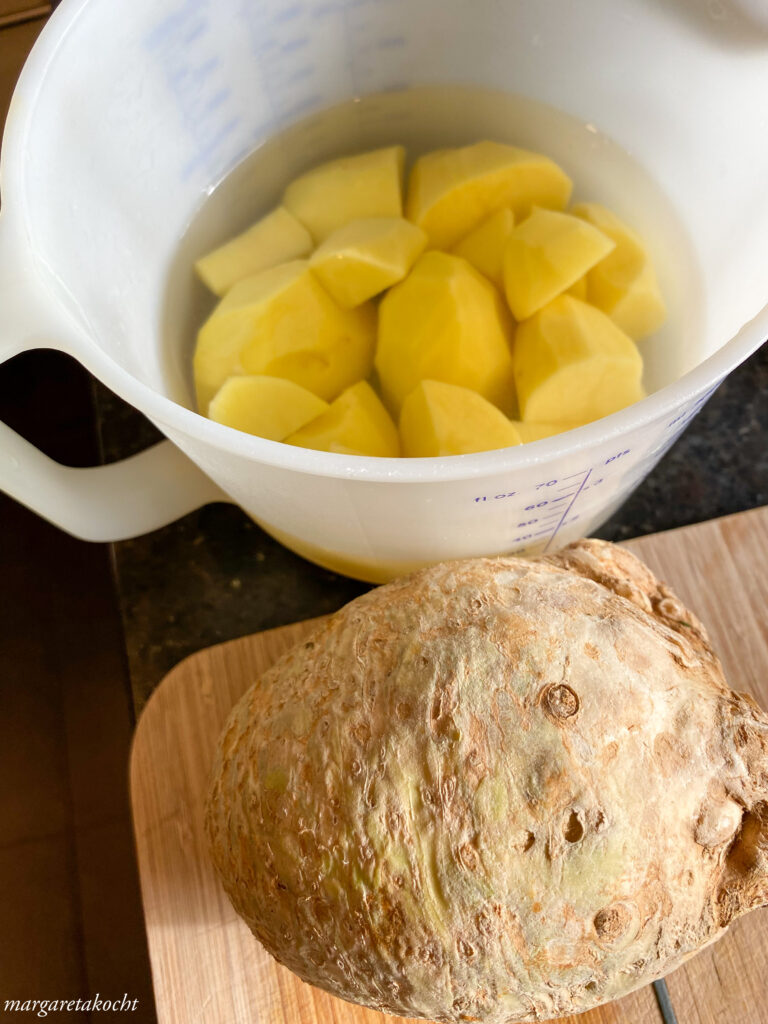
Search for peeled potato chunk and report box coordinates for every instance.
[309,217,427,308]
[194,207,312,297]
[513,420,577,443]
[376,251,516,414]
[571,202,667,339]
[567,275,588,301]
[503,207,616,320]
[283,146,405,243]
[208,375,329,441]
[451,207,515,289]
[513,295,644,425]
[400,380,522,457]
[405,141,572,249]
[194,261,375,413]
[285,381,399,458]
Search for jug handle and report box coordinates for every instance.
[0,224,227,542]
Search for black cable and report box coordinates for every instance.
[653,978,680,1024]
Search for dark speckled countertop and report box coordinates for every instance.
[94,344,767,713]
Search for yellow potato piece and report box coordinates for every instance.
[513,294,644,425]
[194,207,312,297]
[451,207,515,289]
[503,207,616,320]
[376,251,516,415]
[286,381,399,458]
[400,380,522,457]
[309,217,427,308]
[571,202,667,339]
[513,420,575,443]
[207,375,329,440]
[283,146,405,243]
[405,141,572,249]
[567,276,588,301]
[194,261,375,413]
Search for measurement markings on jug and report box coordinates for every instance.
[605,449,631,465]
[273,4,302,24]
[581,477,604,492]
[145,6,243,181]
[473,492,517,503]
[543,469,593,553]
[665,384,718,431]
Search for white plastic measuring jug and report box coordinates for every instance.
[1,0,767,583]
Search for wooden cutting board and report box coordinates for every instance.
[130,507,768,1024]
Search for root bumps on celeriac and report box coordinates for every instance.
[205,540,768,1023]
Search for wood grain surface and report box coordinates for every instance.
[0,2,49,28]
[130,507,768,1024]
[0,16,46,127]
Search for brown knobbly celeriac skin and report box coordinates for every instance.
[205,539,768,1023]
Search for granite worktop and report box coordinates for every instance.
[94,344,767,713]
